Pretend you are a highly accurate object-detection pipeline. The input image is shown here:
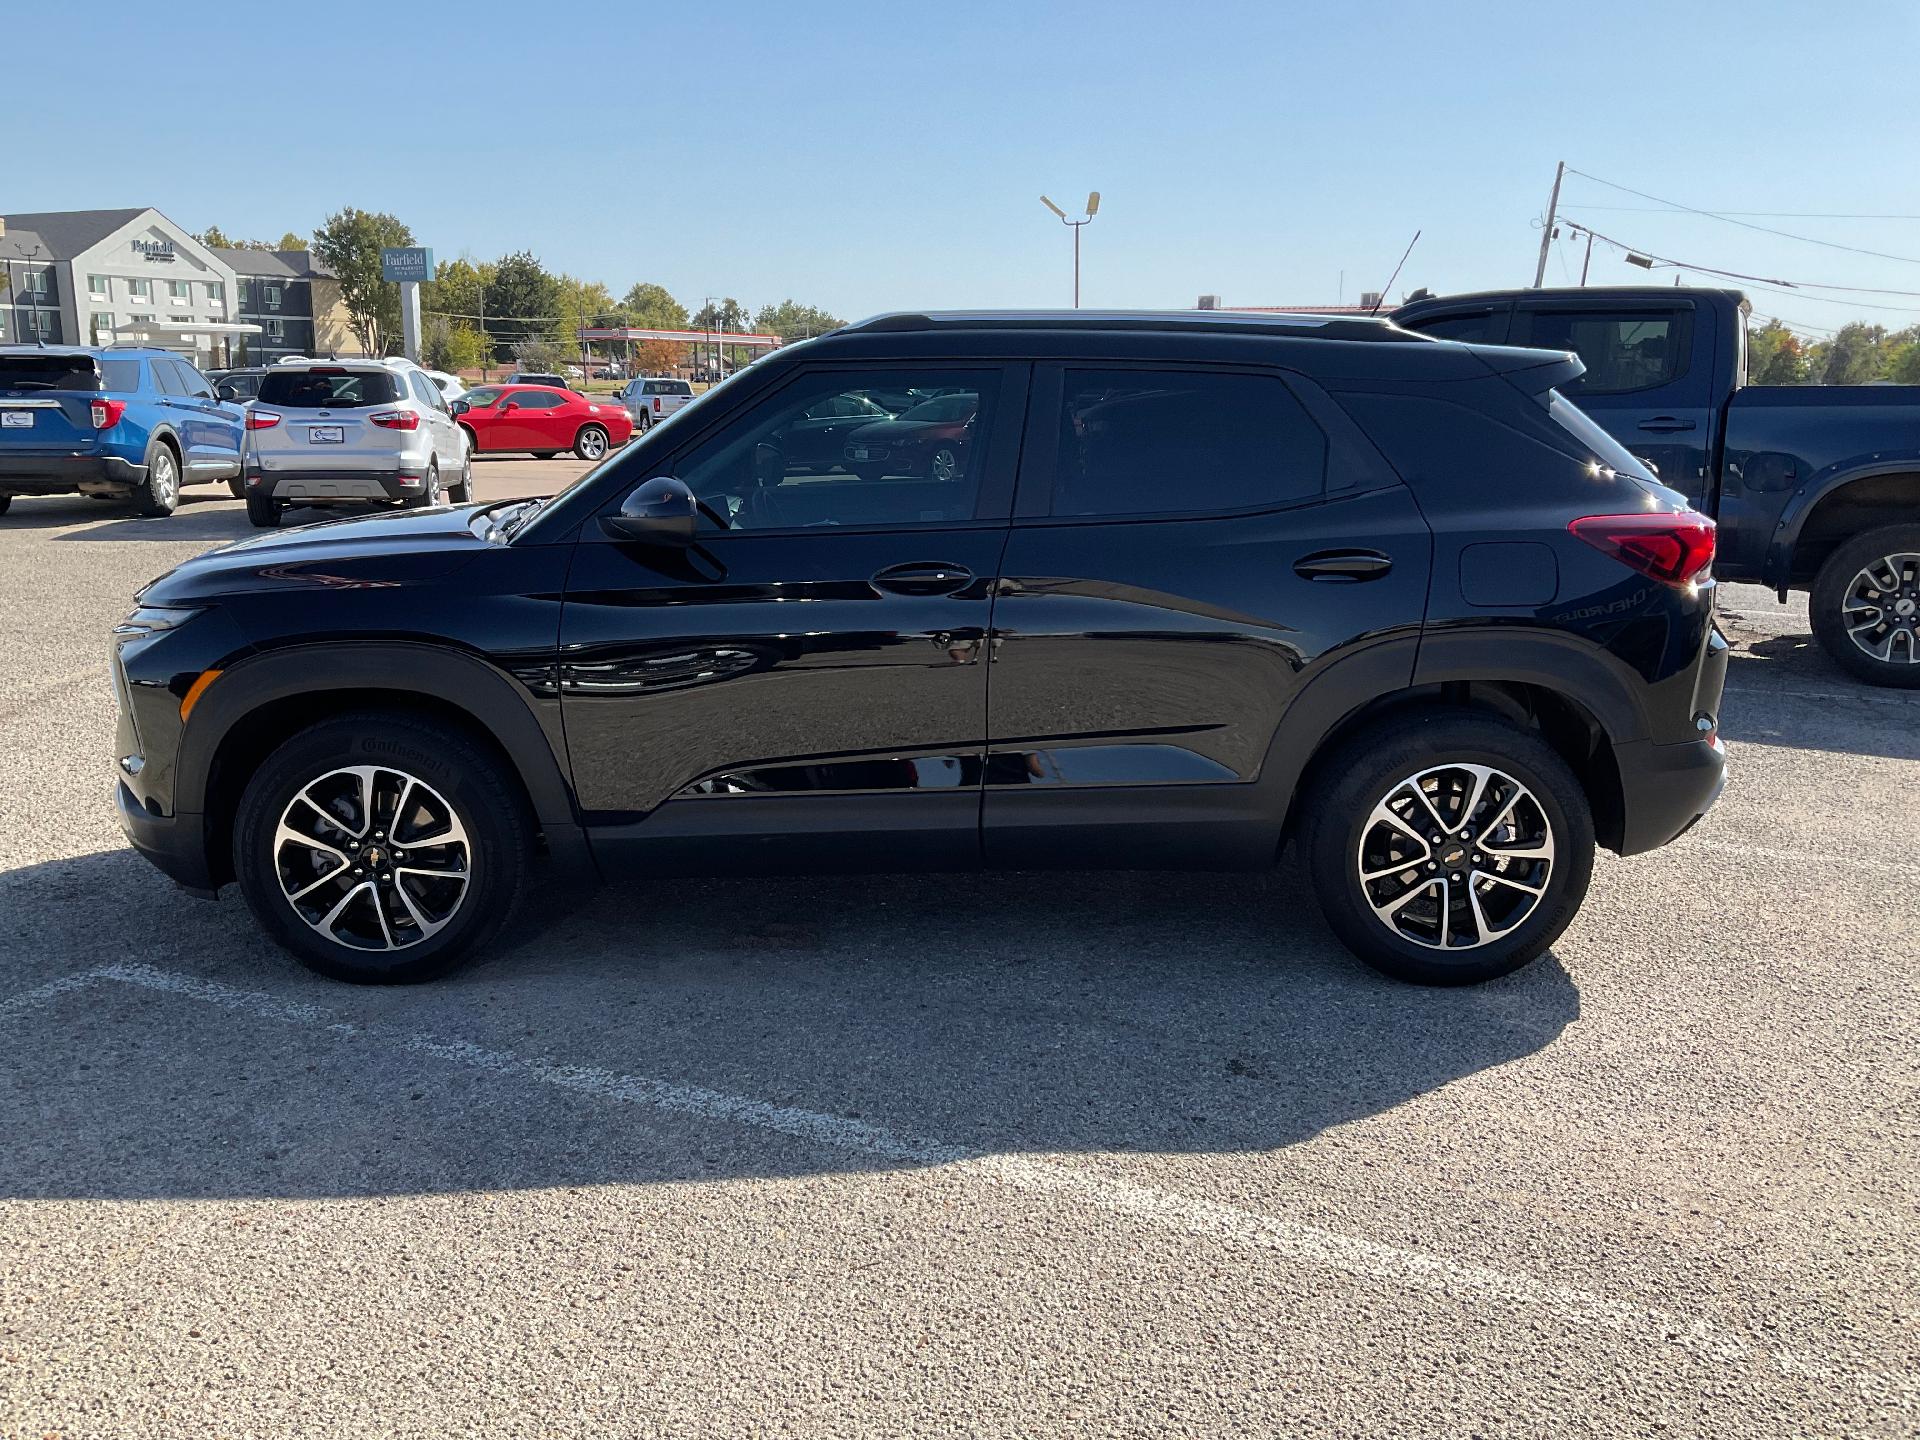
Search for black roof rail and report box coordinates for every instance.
[838,309,1425,344]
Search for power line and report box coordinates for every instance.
[1558,219,1920,311]
[1561,203,1920,221]
[1566,167,1920,266]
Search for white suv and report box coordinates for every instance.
[241,359,472,528]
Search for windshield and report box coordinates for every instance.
[257,369,403,408]
[0,354,100,391]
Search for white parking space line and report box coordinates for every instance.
[4,961,1910,1402]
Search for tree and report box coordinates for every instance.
[621,282,689,331]
[312,207,415,356]
[195,224,237,250]
[630,339,682,374]
[422,258,493,328]
[1747,320,1810,385]
[754,299,844,344]
[276,232,308,252]
[557,275,618,367]
[422,318,488,374]
[482,251,563,363]
[195,225,302,252]
[1808,322,1889,386]
[691,297,754,365]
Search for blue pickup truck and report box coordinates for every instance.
[1396,287,1920,687]
[0,345,245,517]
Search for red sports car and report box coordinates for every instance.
[453,384,633,461]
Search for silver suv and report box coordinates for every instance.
[241,359,471,528]
[616,376,695,431]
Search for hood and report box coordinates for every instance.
[139,503,493,607]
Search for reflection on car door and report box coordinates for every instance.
[560,362,1029,875]
[983,363,1433,869]
[163,358,241,478]
[408,372,462,471]
[1511,298,1714,507]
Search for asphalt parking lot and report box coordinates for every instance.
[2,466,1916,1437]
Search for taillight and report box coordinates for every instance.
[369,410,420,430]
[653,396,663,413]
[90,398,128,429]
[1569,511,1716,587]
[246,410,282,430]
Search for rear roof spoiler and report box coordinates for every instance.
[1463,343,1586,394]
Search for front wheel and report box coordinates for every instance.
[1809,524,1920,688]
[573,425,608,461]
[1303,711,1595,986]
[132,440,180,516]
[233,711,532,983]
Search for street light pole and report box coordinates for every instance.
[1041,192,1100,307]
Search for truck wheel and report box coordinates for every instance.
[245,492,284,528]
[132,439,181,516]
[1810,524,1920,688]
[1303,711,1594,986]
[233,710,532,984]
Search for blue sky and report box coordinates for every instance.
[15,1,1920,335]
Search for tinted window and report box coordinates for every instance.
[674,368,1002,531]
[256,368,404,408]
[1051,370,1327,517]
[152,359,189,397]
[461,387,501,408]
[1404,308,1500,344]
[643,380,692,396]
[0,354,99,390]
[1522,309,1685,395]
[409,372,444,410]
[509,390,565,410]
[172,359,214,399]
[99,357,142,393]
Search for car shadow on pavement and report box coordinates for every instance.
[0,846,1580,1202]
[1719,647,1920,758]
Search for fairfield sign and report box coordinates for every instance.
[132,238,177,263]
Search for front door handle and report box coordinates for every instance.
[1293,549,1393,582]
[871,561,974,596]
[1638,416,1697,433]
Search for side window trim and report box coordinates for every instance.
[1012,360,1367,525]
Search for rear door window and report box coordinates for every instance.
[257,368,404,408]
[1515,307,1690,395]
[1045,369,1327,518]
[152,360,189,397]
[409,372,445,411]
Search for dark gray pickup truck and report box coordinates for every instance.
[1396,286,1920,686]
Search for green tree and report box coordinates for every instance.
[312,207,415,356]
[422,257,493,327]
[557,275,618,368]
[275,232,308,252]
[422,318,489,374]
[691,297,754,365]
[1747,320,1810,385]
[1808,322,1889,386]
[753,299,844,343]
[482,251,563,362]
[194,224,237,250]
[620,282,689,331]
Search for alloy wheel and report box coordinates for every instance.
[1355,762,1555,951]
[579,428,607,459]
[151,450,177,504]
[1840,552,1920,666]
[273,765,471,952]
[931,446,960,481]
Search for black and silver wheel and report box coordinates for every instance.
[235,712,531,983]
[574,425,608,461]
[1304,712,1594,985]
[132,439,180,516]
[450,447,474,503]
[1811,524,1920,688]
[929,445,961,482]
[409,461,442,508]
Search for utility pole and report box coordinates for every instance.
[1580,228,1595,285]
[1532,160,1565,288]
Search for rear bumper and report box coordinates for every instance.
[1611,733,1727,856]
[247,465,424,502]
[0,452,145,493]
[117,780,217,896]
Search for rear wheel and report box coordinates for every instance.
[227,475,246,500]
[245,491,283,528]
[234,711,532,984]
[1810,524,1920,688]
[132,439,180,516]
[1303,711,1594,986]
[573,425,608,461]
[408,461,442,509]
[930,445,961,481]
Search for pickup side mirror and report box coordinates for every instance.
[602,475,698,546]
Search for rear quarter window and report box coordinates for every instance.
[99,357,142,392]
[257,369,403,408]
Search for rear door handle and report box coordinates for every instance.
[1293,549,1393,582]
[1638,416,1697,433]
[871,561,974,596]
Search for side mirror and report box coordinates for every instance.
[752,441,783,486]
[602,475,698,546]
[500,400,519,412]
[450,400,469,415]
[215,384,238,401]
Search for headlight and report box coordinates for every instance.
[114,605,201,637]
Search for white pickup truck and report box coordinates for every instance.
[616,376,695,431]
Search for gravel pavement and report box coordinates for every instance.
[2,471,1915,1438]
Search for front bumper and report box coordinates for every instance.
[0,452,146,494]
[1611,733,1727,856]
[117,779,217,895]
[246,465,425,503]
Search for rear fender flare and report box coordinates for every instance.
[1765,459,1920,591]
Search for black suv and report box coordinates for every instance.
[113,311,1727,986]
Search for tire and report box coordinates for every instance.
[449,446,473,503]
[532,450,559,460]
[1302,710,1595,986]
[408,461,442,509]
[227,475,246,500]
[573,425,608,462]
[634,413,651,433]
[245,491,284,528]
[233,710,532,984]
[132,438,181,516]
[1808,523,1920,688]
[930,445,961,482]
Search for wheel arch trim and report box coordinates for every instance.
[1766,461,1920,592]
